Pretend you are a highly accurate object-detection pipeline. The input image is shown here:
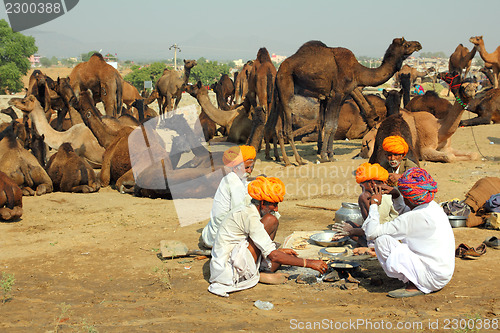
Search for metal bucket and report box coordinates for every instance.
[334,202,363,225]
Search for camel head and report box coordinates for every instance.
[56,77,78,108]
[183,59,197,69]
[8,95,39,112]
[400,38,422,56]
[185,81,207,98]
[469,36,483,46]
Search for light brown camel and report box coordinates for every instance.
[8,95,105,167]
[449,44,477,79]
[69,53,123,117]
[273,37,422,165]
[0,125,53,196]
[122,81,142,109]
[155,59,197,115]
[45,142,100,193]
[0,170,23,221]
[470,36,500,88]
[185,82,252,143]
[367,75,479,163]
[396,64,435,86]
[234,60,253,104]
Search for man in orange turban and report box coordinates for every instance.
[381,136,418,186]
[201,145,256,248]
[208,176,328,297]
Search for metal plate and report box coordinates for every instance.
[319,247,348,259]
[328,260,360,269]
[310,231,349,247]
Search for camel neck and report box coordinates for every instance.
[29,104,60,148]
[196,92,240,128]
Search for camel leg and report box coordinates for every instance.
[441,146,479,161]
[101,82,118,117]
[100,145,116,187]
[420,147,455,163]
[320,94,343,162]
[173,91,182,110]
[460,117,491,127]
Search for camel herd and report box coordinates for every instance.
[1,35,500,221]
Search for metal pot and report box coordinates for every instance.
[334,202,363,225]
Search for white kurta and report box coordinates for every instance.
[201,172,249,248]
[208,204,276,297]
[362,196,455,293]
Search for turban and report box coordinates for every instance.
[382,136,409,155]
[397,168,437,205]
[223,145,256,167]
[248,176,285,203]
[355,162,389,184]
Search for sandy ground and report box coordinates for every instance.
[0,69,499,332]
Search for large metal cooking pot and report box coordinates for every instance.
[334,202,363,225]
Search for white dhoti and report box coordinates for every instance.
[374,235,432,294]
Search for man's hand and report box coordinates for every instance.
[278,248,298,256]
[370,185,383,206]
[306,259,328,274]
[387,173,402,186]
[380,183,400,199]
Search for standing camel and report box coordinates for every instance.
[155,59,197,116]
[470,36,500,88]
[69,53,123,117]
[273,38,421,165]
[449,44,477,80]
[233,61,253,104]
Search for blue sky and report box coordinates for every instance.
[1,0,499,61]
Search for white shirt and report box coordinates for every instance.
[202,172,249,248]
[362,195,455,291]
[209,204,276,292]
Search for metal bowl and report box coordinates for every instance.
[310,231,349,247]
[448,215,467,228]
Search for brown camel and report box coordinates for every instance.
[273,38,421,165]
[234,60,253,104]
[69,53,123,117]
[247,48,277,113]
[210,74,235,110]
[185,82,252,143]
[0,124,53,196]
[45,142,100,193]
[396,64,435,86]
[26,69,55,121]
[0,170,23,221]
[460,88,500,126]
[155,59,197,115]
[51,76,83,131]
[449,44,477,79]
[8,95,105,167]
[122,81,142,109]
[405,90,452,119]
[470,36,500,88]
[368,75,479,164]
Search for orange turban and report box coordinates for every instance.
[223,145,256,167]
[355,162,389,184]
[248,176,285,203]
[382,136,409,155]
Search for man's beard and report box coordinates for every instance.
[389,160,400,168]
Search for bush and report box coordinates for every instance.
[123,62,167,91]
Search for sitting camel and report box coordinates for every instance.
[185,81,252,143]
[45,142,100,193]
[0,170,23,221]
[155,59,197,115]
[459,88,500,126]
[367,75,479,164]
[8,95,105,167]
[0,125,53,196]
[405,90,452,119]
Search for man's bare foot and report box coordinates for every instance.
[405,281,419,292]
[259,272,289,285]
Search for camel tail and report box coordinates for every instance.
[266,72,273,108]
[116,76,123,116]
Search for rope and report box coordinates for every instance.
[466,109,489,160]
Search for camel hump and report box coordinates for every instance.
[59,142,74,153]
[256,48,272,63]
[296,40,328,53]
[89,53,105,62]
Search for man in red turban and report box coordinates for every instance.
[209,176,328,297]
[201,145,256,248]
[381,136,418,186]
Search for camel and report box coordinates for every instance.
[449,44,477,80]
[406,90,452,119]
[26,70,55,120]
[460,88,500,126]
[185,82,252,143]
[273,37,421,165]
[396,64,435,86]
[210,74,235,110]
[122,81,142,109]
[51,76,83,131]
[198,110,217,142]
[0,170,23,221]
[470,36,500,88]
[368,75,479,164]
[234,60,253,104]
[8,95,105,167]
[155,59,197,115]
[247,48,277,113]
[45,142,100,193]
[0,124,53,196]
[69,53,123,117]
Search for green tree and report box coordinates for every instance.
[124,62,167,91]
[40,57,52,67]
[0,19,38,93]
[81,50,100,62]
[190,58,230,86]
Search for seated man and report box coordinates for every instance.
[201,145,256,248]
[209,176,328,297]
[380,136,418,186]
[362,167,455,298]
